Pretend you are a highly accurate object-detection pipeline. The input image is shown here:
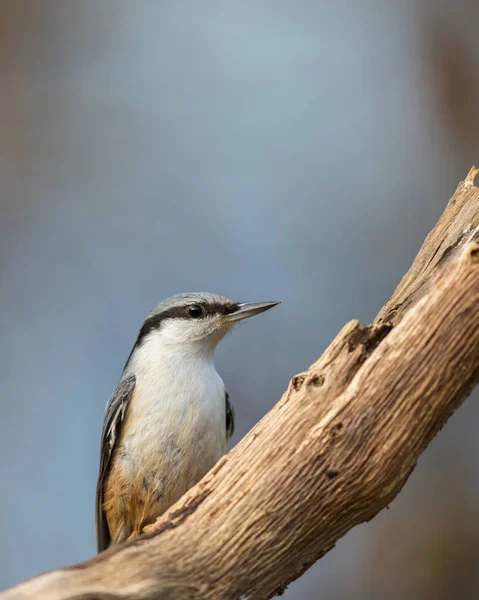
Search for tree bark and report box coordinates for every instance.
[4,168,479,600]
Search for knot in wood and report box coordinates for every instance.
[308,374,325,388]
[348,323,392,354]
[468,243,479,263]
[291,373,307,391]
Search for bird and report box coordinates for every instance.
[95,292,279,552]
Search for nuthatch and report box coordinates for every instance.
[95,292,279,552]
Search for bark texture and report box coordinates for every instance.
[3,168,479,600]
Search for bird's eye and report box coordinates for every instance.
[187,304,204,318]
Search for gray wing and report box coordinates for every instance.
[225,390,235,440]
[95,374,136,553]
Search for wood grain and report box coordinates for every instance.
[3,168,479,600]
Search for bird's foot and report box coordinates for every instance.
[142,521,158,534]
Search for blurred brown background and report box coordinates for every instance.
[1,1,479,598]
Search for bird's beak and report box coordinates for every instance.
[226,301,280,322]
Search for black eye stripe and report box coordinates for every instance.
[130,301,240,359]
[183,302,238,318]
[203,302,239,316]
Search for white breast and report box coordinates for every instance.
[116,331,227,517]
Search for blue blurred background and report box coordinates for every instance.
[1,1,479,598]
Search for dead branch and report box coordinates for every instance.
[3,168,479,600]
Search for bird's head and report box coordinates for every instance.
[130,293,279,360]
